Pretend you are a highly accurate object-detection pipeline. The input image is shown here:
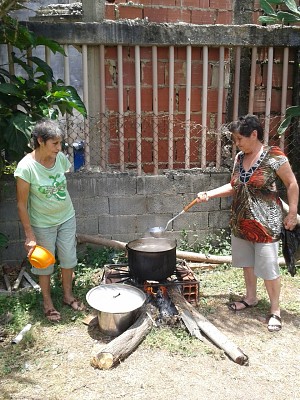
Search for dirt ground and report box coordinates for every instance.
[1,285,300,400]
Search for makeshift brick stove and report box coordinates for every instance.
[100,261,200,305]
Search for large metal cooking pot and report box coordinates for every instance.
[126,237,176,281]
[86,284,146,336]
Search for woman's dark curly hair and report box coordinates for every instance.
[228,114,264,142]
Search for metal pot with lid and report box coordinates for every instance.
[86,283,146,336]
[126,237,177,281]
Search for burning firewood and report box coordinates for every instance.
[168,287,249,365]
[90,307,153,370]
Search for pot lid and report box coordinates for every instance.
[86,283,146,313]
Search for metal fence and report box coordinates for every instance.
[60,112,299,175]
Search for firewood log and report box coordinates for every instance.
[168,287,249,365]
[76,233,286,265]
[90,308,153,370]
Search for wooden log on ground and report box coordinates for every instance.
[77,233,287,265]
[12,265,26,291]
[77,234,126,251]
[3,275,11,292]
[180,309,203,341]
[90,308,153,370]
[168,287,249,365]
[23,271,40,290]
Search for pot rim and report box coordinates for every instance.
[86,283,146,313]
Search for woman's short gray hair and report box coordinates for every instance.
[32,119,64,149]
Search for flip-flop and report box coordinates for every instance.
[228,300,258,312]
[63,298,86,311]
[44,309,61,323]
[267,314,282,332]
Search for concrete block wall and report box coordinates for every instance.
[0,171,231,263]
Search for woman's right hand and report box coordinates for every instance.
[25,237,37,257]
[197,191,209,203]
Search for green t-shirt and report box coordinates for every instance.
[14,152,75,227]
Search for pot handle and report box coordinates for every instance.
[183,198,198,212]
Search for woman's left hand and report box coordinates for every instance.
[283,213,298,231]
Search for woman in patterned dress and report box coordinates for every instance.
[197,114,299,332]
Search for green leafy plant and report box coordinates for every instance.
[259,0,300,25]
[258,1,300,136]
[0,13,87,172]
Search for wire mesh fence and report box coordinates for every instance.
[59,112,299,176]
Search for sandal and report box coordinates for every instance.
[267,314,282,332]
[228,300,258,312]
[63,298,85,311]
[44,309,61,323]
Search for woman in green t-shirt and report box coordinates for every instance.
[14,119,85,322]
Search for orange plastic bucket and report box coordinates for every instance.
[28,245,55,269]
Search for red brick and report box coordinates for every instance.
[138,0,152,5]
[144,7,168,22]
[167,8,191,23]
[141,87,153,111]
[118,5,143,20]
[127,141,137,162]
[191,87,201,112]
[207,89,218,112]
[105,87,119,111]
[158,139,169,163]
[174,138,185,161]
[105,4,116,20]
[157,47,169,60]
[141,60,166,86]
[108,142,120,164]
[105,46,118,59]
[141,115,153,138]
[126,88,136,112]
[270,89,283,113]
[191,62,203,86]
[191,47,202,60]
[143,164,155,173]
[210,0,232,9]
[152,0,176,5]
[141,140,153,162]
[207,47,221,61]
[108,117,119,140]
[122,61,136,86]
[198,0,210,6]
[174,60,186,86]
[157,87,173,112]
[140,47,152,59]
[191,9,215,24]
[216,10,233,24]
[177,0,209,7]
[176,47,188,60]
[123,116,136,139]
[105,60,117,86]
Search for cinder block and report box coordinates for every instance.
[76,216,99,235]
[173,210,209,231]
[137,175,176,195]
[74,196,109,217]
[98,214,138,235]
[208,210,230,228]
[0,201,19,220]
[109,196,147,215]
